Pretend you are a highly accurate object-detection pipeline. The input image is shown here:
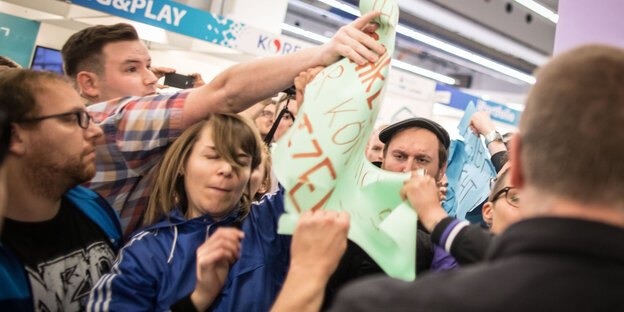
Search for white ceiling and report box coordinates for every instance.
[1,0,559,105]
[282,0,560,95]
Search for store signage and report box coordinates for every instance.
[435,83,521,126]
[68,0,313,57]
[0,12,40,67]
[235,27,312,57]
[69,0,240,46]
[257,35,302,54]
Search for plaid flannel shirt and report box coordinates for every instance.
[85,91,190,238]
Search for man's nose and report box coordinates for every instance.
[408,158,426,172]
[144,68,158,85]
[85,119,103,140]
[402,158,414,173]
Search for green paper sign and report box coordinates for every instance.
[273,0,418,281]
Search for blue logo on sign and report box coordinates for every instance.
[257,35,302,55]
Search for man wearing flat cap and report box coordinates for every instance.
[379,117,450,183]
[322,117,455,309]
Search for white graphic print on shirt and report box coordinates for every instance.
[26,242,115,312]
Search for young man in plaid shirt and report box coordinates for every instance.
[61,13,386,237]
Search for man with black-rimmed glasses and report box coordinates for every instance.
[61,13,387,238]
[0,70,122,312]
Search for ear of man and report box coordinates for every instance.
[437,163,447,182]
[76,71,100,100]
[9,124,27,156]
[482,202,493,227]
[509,133,524,188]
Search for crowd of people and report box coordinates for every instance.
[0,9,623,312]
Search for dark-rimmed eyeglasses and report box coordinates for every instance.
[282,110,295,122]
[491,186,520,208]
[489,177,497,190]
[17,110,92,129]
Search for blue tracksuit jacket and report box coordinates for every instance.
[87,188,290,312]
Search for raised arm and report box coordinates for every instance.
[401,173,493,265]
[182,11,385,128]
[469,111,507,156]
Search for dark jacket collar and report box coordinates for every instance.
[486,217,624,264]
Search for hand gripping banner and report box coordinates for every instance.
[273,0,419,281]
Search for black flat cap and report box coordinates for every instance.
[379,117,450,150]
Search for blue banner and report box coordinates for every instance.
[67,0,244,48]
[67,0,312,57]
[0,12,40,68]
[444,102,497,220]
[435,83,521,126]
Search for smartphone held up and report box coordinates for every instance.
[164,73,195,89]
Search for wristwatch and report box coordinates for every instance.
[484,130,503,146]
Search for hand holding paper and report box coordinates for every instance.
[272,0,419,280]
[469,111,496,137]
[290,210,351,278]
[272,210,350,312]
[401,173,448,233]
[318,11,386,66]
[294,66,324,105]
[444,102,497,219]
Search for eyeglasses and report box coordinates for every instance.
[489,177,497,190]
[260,110,274,119]
[17,110,92,129]
[282,110,295,122]
[490,186,520,208]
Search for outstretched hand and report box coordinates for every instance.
[469,111,496,137]
[290,210,351,278]
[270,210,351,312]
[294,66,324,104]
[318,11,386,66]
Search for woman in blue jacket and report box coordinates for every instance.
[87,113,289,312]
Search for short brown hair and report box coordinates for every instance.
[519,45,624,206]
[144,113,263,226]
[0,69,67,124]
[253,144,273,202]
[0,56,20,69]
[61,23,139,79]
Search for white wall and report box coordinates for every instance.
[222,0,289,34]
[376,68,437,126]
[34,22,76,50]
[149,49,238,84]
